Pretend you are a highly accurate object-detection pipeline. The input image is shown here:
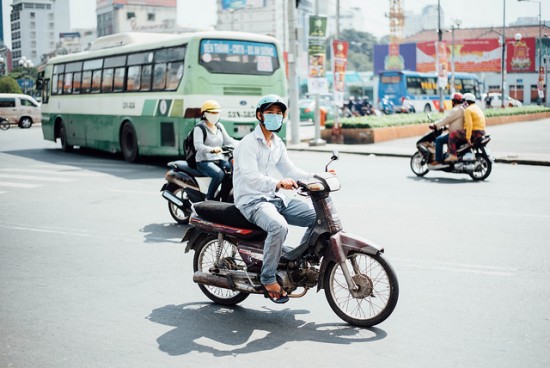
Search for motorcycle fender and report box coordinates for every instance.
[168,171,200,192]
[181,226,204,253]
[317,231,383,291]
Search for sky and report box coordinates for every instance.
[2,0,550,48]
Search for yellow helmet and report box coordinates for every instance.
[200,100,221,113]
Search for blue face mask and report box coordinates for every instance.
[263,113,283,132]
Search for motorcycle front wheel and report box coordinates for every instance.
[324,252,399,328]
[193,236,249,306]
[410,152,429,177]
[167,186,192,224]
[469,155,492,181]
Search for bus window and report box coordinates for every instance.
[166,62,183,90]
[63,73,73,94]
[141,65,152,91]
[199,39,279,75]
[73,72,82,94]
[52,74,60,95]
[381,75,401,84]
[406,77,422,95]
[82,71,92,93]
[152,64,167,90]
[105,55,126,68]
[91,70,102,93]
[102,68,114,93]
[113,67,125,92]
[127,66,141,91]
[155,46,185,63]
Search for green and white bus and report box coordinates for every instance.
[37,31,287,162]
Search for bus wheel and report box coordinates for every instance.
[423,104,432,113]
[121,123,139,163]
[60,121,73,152]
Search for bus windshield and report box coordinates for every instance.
[199,39,279,75]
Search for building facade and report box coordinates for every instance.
[10,0,70,68]
[96,0,177,37]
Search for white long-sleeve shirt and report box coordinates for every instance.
[193,121,238,162]
[233,124,311,209]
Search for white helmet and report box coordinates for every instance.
[463,93,476,102]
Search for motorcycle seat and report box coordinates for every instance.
[193,201,264,236]
[167,160,206,177]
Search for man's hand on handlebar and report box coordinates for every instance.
[276,178,298,190]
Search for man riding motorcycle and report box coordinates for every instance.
[428,92,465,168]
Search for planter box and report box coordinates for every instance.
[321,111,550,144]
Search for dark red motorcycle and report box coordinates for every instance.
[182,152,399,328]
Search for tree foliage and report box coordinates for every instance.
[337,29,379,71]
[0,76,23,94]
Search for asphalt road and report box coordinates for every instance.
[1,126,549,368]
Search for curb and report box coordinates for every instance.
[287,144,550,167]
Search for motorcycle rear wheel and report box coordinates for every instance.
[410,152,429,177]
[0,118,9,130]
[193,236,250,305]
[324,252,399,328]
[469,155,492,181]
[167,186,192,224]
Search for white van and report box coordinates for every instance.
[0,93,42,128]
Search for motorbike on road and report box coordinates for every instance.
[410,125,493,181]
[182,152,399,328]
[160,148,234,224]
[0,117,9,130]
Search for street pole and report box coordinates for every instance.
[288,0,300,144]
[309,0,326,146]
[437,0,444,112]
[500,0,506,108]
[331,0,343,144]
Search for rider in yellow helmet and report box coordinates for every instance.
[194,100,238,200]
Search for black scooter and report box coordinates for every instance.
[410,126,493,181]
[181,152,399,328]
[160,148,234,224]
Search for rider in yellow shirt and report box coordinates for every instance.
[446,92,486,162]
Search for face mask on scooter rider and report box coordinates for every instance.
[204,112,220,124]
[262,113,283,132]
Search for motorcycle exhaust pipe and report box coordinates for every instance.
[161,190,184,208]
[193,271,261,294]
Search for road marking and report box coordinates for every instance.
[0,225,93,237]
[0,174,76,182]
[110,189,159,195]
[393,258,517,277]
[0,181,41,188]
[0,168,105,177]
[474,211,550,219]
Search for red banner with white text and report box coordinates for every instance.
[416,37,535,73]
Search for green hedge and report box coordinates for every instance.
[325,106,550,129]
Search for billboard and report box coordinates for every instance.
[373,43,417,73]
[375,37,536,74]
[417,37,536,73]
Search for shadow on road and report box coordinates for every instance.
[140,223,186,243]
[147,302,387,357]
[407,175,486,184]
[2,147,175,180]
